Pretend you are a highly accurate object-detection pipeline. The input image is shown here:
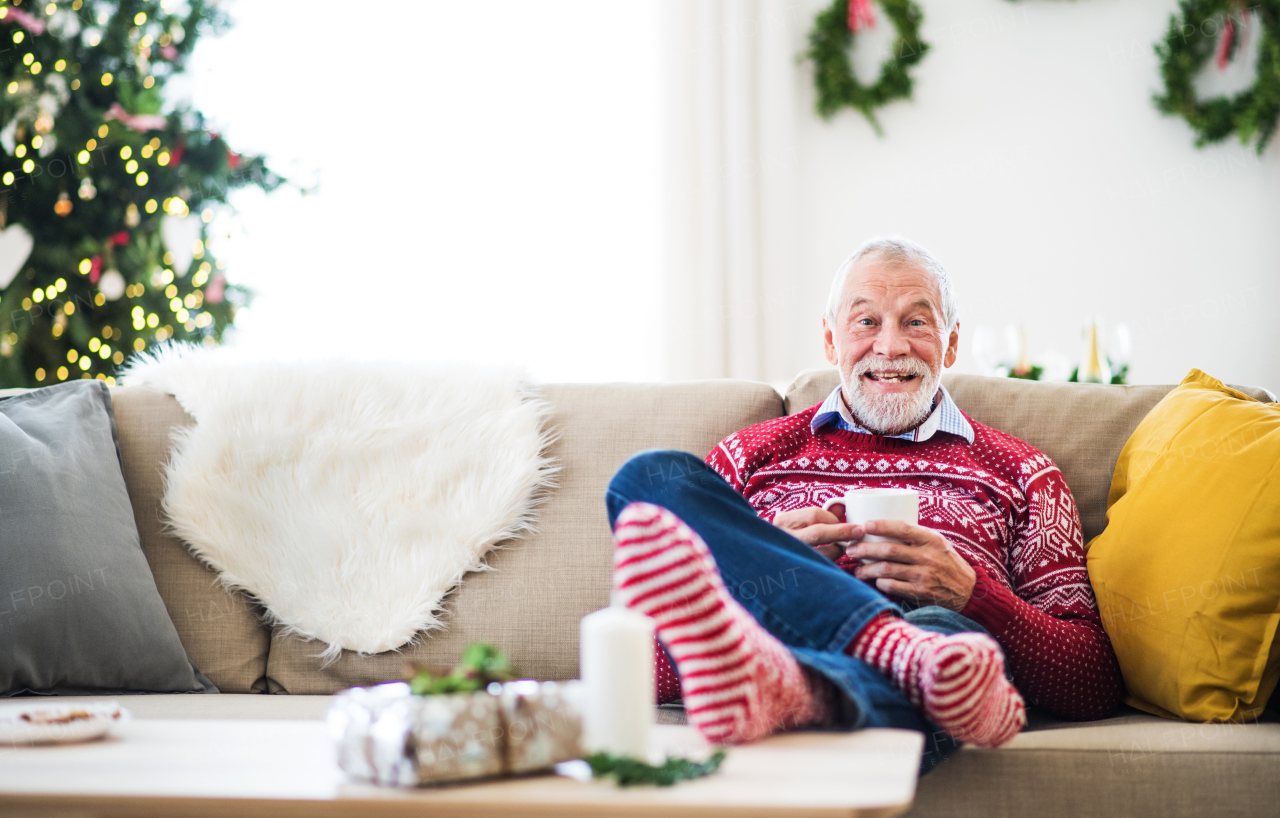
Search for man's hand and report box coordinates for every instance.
[847,520,977,612]
[772,508,864,561]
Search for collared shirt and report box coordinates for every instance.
[810,383,975,444]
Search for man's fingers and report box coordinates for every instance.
[864,519,933,544]
[813,543,843,561]
[874,577,917,598]
[776,508,842,529]
[855,561,919,583]
[846,540,913,563]
[793,523,862,545]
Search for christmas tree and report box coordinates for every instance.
[0,0,279,387]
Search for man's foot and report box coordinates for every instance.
[848,612,1025,747]
[612,502,833,744]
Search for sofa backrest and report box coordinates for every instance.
[109,387,271,694]
[95,371,1279,691]
[108,381,783,693]
[784,369,1277,543]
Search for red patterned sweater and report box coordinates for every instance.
[705,404,1122,721]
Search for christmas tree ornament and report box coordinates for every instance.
[1154,0,1280,153]
[0,222,34,289]
[54,193,73,217]
[78,176,97,200]
[0,335,11,358]
[98,269,126,301]
[104,102,167,133]
[161,213,201,273]
[805,0,930,133]
[5,7,47,35]
[125,203,140,227]
[48,8,81,39]
[205,272,226,305]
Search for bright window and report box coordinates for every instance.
[184,1,663,382]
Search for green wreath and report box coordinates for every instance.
[1154,0,1280,153]
[804,0,930,133]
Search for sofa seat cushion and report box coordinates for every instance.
[907,707,1280,818]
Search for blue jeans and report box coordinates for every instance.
[606,450,989,773]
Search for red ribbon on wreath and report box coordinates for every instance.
[1216,6,1252,71]
[848,0,874,32]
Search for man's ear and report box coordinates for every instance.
[823,317,838,366]
[943,322,960,368]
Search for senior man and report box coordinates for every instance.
[604,237,1122,767]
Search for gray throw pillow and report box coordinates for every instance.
[0,381,215,695]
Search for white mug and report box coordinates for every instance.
[822,488,919,544]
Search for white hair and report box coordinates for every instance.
[824,236,959,336]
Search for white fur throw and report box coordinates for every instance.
[123,345,555,660]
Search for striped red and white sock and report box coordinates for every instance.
[612,502,833,744]
[848,612,1025,747]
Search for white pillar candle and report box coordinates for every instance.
[580,602,654,760]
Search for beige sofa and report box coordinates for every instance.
[59,371,1280,817]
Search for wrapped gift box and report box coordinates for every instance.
[329,680,583,786]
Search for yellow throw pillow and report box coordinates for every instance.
[1086,369,1280,722]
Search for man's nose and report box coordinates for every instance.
[871,324,912,358]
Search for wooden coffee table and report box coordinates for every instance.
[0,718,923,817]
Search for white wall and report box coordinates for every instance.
[768,0,1279,393]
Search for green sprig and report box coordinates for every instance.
[584,750,728,787]
[404,642,518,696]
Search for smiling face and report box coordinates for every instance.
[822,253,959,435]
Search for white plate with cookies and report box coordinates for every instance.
[0,701,129,746]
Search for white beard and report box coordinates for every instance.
[841,356,940,436]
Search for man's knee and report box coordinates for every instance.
[611,449,706,492]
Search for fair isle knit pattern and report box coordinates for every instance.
[613,503,829,744]
[706,404,1122,721]
[653,641,682,704]
[850,612,1025,747]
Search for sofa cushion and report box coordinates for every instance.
[0,382,212,695]
[906,708,1280,818]
[264,380,784,693]
[1087,370,1280,722]
[109,387,271,694]
[784,369,1276,543]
